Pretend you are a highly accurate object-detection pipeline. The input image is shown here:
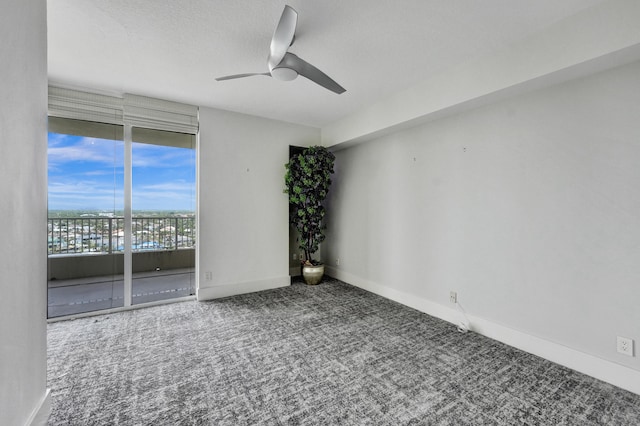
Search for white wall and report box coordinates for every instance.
[197,107,319,299]
[324,60,640,394]
[0,0,49,425]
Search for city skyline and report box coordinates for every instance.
[48,133,196,211]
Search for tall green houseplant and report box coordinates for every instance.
[284,145,335,265]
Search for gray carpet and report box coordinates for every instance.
[47,278,640,425]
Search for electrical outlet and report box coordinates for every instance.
[336,258,340,266]
[450,291,457,304]
[617,336,634,356]
[293,253,297,260]
[205,271,213,281]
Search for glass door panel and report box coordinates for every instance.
[131,128,196,304]
[47,118,124,318]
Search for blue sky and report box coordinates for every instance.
[48,133,195,211]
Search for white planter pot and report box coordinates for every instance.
[302,264,324,285]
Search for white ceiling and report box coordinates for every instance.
[48,0,607,128]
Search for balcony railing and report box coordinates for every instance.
[47,216,195,255]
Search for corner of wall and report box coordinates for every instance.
[25,388,51,426]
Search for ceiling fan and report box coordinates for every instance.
[216,5,346,94]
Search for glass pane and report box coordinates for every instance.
[47,119,124,318]
[131,128,196,304]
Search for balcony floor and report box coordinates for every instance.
[48,268,195,318]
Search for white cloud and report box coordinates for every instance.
[48,136,124,170]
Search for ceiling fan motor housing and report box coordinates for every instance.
[271,66,298,81]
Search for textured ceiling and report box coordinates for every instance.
[48,0,606,128]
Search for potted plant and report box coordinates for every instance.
[284,145,335,285]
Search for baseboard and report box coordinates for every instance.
[326,267,460,324]
[325,267,640,396]
[468,314,640,396]
[26,388,51,426]
[197,276,291,301]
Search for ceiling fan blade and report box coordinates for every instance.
[215,72,271,81]
[268,5,297,70]
[279,53,346,94]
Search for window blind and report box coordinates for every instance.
[124,94,198,135]
[48,86,123,125]
[48,86,198,135]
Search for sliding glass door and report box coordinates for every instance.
[131,128,196,304]
[47,118,125,318]
[47,116,197,318]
